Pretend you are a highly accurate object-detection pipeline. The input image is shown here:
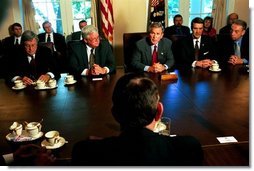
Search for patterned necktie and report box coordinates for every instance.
[152,45,157,64]
[234,42,241,57]
[47,34,51,42]
[89,48,95,69]
[194,40,199,60]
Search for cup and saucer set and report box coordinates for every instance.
[6,121,43,142]
[64,74,77,85]
[34,79,58,90]
[41,130,68,149]
[209,63,221,72]
[6,121,67,150]
[12,80,27,90]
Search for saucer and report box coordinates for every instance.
[209,68,221,72]
[64,80,77,85]
[41,137,66,149]
[12,85,26,90]
[35,85,58,90]
[6,131,43,142]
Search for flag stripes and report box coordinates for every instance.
[100,0,114,45]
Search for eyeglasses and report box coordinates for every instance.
[87,36,100,42]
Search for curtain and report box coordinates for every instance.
[212,0,227,31]
[22,0,38,34]
[91,0,98,28]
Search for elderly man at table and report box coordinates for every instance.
[173,17,217,69]
[218,19,248,66]
[72,73,203,166]
[5,30,60,85]
[131,22,174,73]
[68,25,116,79]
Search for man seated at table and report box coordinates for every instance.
[72,73,204,166]
[218,19,248,66]
[131,22,174,73]
[68,25,116,79]
[173,17,217,69]
[5,30,60,85]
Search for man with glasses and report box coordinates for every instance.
[68,25,116,79]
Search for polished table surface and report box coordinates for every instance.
[0,65,249,164]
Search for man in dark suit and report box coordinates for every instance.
[2,22,23,49]
[68,25,115,79]
[72,73,204,166]
[218,19,248,66]
[71,20,87,41]
[6,30,60,85]
[38,21,67,72]
[131,22,174,73]
[173,17,217,69]
[164,14,190,42]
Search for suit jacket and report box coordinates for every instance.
[72,128,204,166]
[131,37,175,72]
[218,33,249,66]
[5,45,60,83]
[164,25,190,40]
[174,35,216,68]
[71,31,82,41]
[2,36,21,54]
[68,40,116,78]
[38,32,67,72]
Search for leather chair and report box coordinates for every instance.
[123,32,147,72]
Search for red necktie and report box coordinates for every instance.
[152,45,157,64]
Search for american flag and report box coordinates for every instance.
[151,0,159,7]
[100,0,114,45]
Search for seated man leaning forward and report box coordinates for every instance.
[68,25,116,79]
[6,30,60,85]
[131,22,174,73]
[72,73,204,166]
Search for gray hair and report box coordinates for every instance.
[81,25,98,39]
[21,30,39,44]
[232,19,247,30]
[148,22,164,33]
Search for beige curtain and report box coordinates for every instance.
[212,0,227,31]
[91,0,98,28]
[22,0,38,34]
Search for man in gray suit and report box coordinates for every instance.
[68,25,116,79]
[131,22,174,73]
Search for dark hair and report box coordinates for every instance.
[111,73,159,130]
[232,19,247,30]
[191,17,204,30]
[173,14,183,21]
[42,21,51,28]
[203,16,213,31]
[11,22,22,31]
[79,20,87,24]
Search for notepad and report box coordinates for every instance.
[92,78,103,81]
[216,136,238,143]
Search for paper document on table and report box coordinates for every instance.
[216,136,238,143]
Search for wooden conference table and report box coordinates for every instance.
[0,65,249,165]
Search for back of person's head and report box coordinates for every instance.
[81,25,98,39]
[148,22,164,32]
[191,17,204,30]
[21,30,39,44]
[232,19,247,30]
[111,73,159,130]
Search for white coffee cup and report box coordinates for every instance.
[45,130,60,146]
[14,80,23,88]
[48,79,56,88]
[211,63,219,71]
[36,80,46,89]
[25,122,41,137]
[9,122,23,136]
[65,75,74,83]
